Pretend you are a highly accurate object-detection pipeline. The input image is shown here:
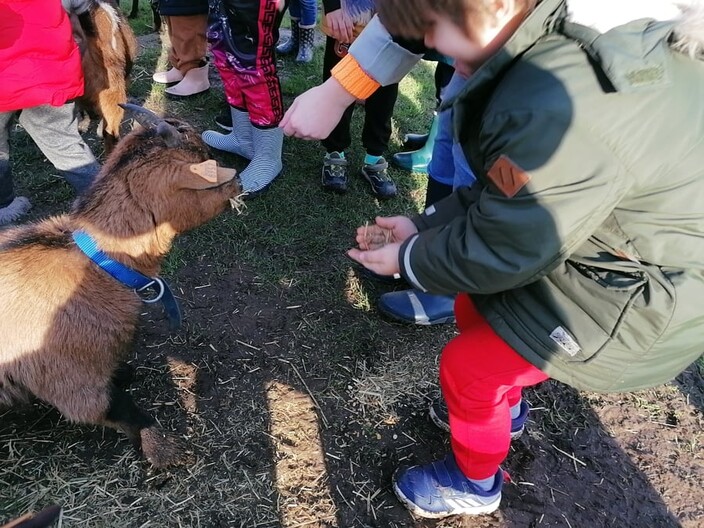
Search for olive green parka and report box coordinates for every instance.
[399,0,704,392]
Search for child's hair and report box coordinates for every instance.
[376,0,537,40]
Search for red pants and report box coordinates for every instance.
[440,294,549,479]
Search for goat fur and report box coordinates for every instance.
[0,112,241,467]
[66,0,138,154]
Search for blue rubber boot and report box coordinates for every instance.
[391,112,439,174]
[378,289,455,325]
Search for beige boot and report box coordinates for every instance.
[153,67,184,84]
[165,62,210,98]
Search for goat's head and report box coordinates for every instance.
[73,104,242,236]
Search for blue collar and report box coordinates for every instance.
[72,230,182,330]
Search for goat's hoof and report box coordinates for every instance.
[141,427,190,468]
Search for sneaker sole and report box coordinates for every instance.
[392,476,501,519]
[429,404,525,439]
[378,304,455,326]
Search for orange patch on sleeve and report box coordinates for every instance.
[487,155,531,198]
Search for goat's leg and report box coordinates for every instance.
[112,362,136,389]
[150,0,162,33]
[104,386,187,467]
[129,0,139,19]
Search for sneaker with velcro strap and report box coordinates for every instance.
[360,156,397,199]
[322,151,348,193]
[393,453,503,519]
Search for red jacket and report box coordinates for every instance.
[0,0,84,112]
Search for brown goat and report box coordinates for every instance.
[67,0,138,154]
[0,106,241,467]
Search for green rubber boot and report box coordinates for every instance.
[391,112,439,174]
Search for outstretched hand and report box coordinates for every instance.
[280,78,355,140]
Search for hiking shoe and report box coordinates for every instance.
[322,152,348,193]
[393,453,503,518]
[378,290,455,325]
[360,157,397,199]
[215,108,233,131]
[429,399,530,439]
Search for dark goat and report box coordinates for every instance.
[118,0,161,32]
[0,106,241,467]
[67,0,138,155]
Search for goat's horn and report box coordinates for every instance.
[118,103,163,129]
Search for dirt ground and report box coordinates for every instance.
[1,27,703,528]
[5,259,701,527]
[128,265,704,528]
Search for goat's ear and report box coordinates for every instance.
[179,160,238,190]
[156,121,182,147]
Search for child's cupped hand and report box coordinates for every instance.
[348,243,402,277]
[354,216,417,250]
[347,216,418,276]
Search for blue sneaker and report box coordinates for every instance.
[429,399,530,440]
[378,289,455,325]
[393,454,503,518]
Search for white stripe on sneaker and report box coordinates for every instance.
[408,291,430,324]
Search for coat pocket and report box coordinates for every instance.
[501,259,648,363]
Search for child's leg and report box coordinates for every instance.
[0,111,16,207]
[19,104,100,194]
[168,14,209,74]
[441,293,549,480]
[361,83,399,156]
[206,0,285,194]
[212,0,284,128]
[297,0,317,27]
[321,36,354,153]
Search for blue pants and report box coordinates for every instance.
[428,73,475,190]
[288,0,317,27]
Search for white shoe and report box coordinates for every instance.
[0,196,32,226]
[165,63,210,97]
[152,67,184,84]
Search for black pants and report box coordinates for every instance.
[321,36,399,156]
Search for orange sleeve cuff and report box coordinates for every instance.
[331,54,380,100]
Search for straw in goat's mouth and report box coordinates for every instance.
[229,194,246,214]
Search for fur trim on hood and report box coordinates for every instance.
[671,2,704,58]
[568,0,704,58]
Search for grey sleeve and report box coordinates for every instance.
[348,16,423,86]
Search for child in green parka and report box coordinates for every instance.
[347,0,704,519]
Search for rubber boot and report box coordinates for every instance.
[391,112,439,174]
[295,25,315,63]
[277,19,300,55]
[165,61,210,98]
[240,126,283,196]
[202,107,254,159]
[402,132,428,151]
[153,66,184,84]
